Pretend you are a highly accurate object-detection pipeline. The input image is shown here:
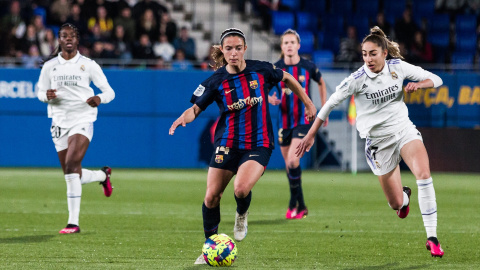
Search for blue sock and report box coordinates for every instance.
[234,191,252,215]
[202,202,220,239]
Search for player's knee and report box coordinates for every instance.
[204,195,221,208]
[234,187,250,198]
[64,161,81,175]
[416,171,431,181]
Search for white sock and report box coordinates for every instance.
[417,178,437,238]
[65,173,82,226]
[402,190,409,208]
[80,169,106,185]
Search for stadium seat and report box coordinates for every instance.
[313,50,334,68]
[455,15,477,34]
[428,32,450,48]
[384,0,407,25]
[281,0,301,11]
[272,11,295,35]
[455,33,477,52]
[428,14,451,33]
[412,0,435,21]
[355,0,379,19]
[452,52,474,64]
[296,12,318,31]
[298,30,315,55]
[303,0,327,15]
[321,14,345,36]
[330,0,353,17]
[347,14,370,40]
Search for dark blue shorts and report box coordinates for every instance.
[278,124,311,146]
[209,146,272,173]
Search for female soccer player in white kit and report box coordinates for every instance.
[296,27,444,257]
[37,23,116,234]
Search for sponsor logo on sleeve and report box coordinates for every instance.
[193,84,205,96]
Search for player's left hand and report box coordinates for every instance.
[404,82,420,93]
[304,104,317,122]
[86,96,101,107]
[169,116,186,135]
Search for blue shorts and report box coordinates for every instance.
[278,124,311,146]
[209,146,272,173]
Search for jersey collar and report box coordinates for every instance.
[57,51,81,64]
[363,60,389,78]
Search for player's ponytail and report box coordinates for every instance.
[211,28,247,70]
[363,26,404,59]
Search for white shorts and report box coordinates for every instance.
[51,122,94,152]
[365,124,423,176]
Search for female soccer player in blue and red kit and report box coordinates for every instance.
[169,28,317,264]
[268,29,328,219]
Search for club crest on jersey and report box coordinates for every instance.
[215,155,223,163]
[298,75,305,83]
[80,65,85,71]
[249,80,258,89]
[391,72,398,80]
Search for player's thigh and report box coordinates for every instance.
[65,123,94,163]
[205,167,234,203]
[234,160,265,194]
[400,131,430,180]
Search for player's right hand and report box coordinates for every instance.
[169,116,186,135]
[295,134,315,158]
[268,92,281,105]
[46,89,57,100]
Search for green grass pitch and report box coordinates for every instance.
[1,168,479,269]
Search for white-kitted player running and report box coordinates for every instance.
[37,23,116,234]
[296,26,444,257]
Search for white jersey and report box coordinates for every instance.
[318,59,442,138]
[37,52,115,128]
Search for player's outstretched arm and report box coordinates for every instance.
[169,104,202,135]
[318,77,329,127]
[296,117,324,157]
[282,71,316,122]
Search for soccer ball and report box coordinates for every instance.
[202,234,237,266]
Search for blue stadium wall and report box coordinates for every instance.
[1,68,479,169]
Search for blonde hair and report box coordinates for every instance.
[362,26,404,59]
[279,29,301,59]
[211,28,246,70]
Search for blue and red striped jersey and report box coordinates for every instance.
[191,60,284,150]
[272,58,322,129]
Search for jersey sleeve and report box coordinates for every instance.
[399,60,443,87]
[190,77,217,111]
[90,61,115,104]
[265,62,284,85]
[37,65,51,103]
[309,62,322,83]
[317,74,356,120]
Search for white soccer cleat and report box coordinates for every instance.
[234,211,248,241]
[194,254,207,265]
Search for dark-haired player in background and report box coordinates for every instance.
[37,23,115,234]
[268,29,328,219]
[169,28,317,264]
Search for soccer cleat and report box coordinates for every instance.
[295,207,308,219]
[100,166,113,197]
[234,211,248,241]
[59,224,80,234]
[426,237,444,257]
[396,186,411,219]
[285,207,297,219]
[194,254,207,265]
